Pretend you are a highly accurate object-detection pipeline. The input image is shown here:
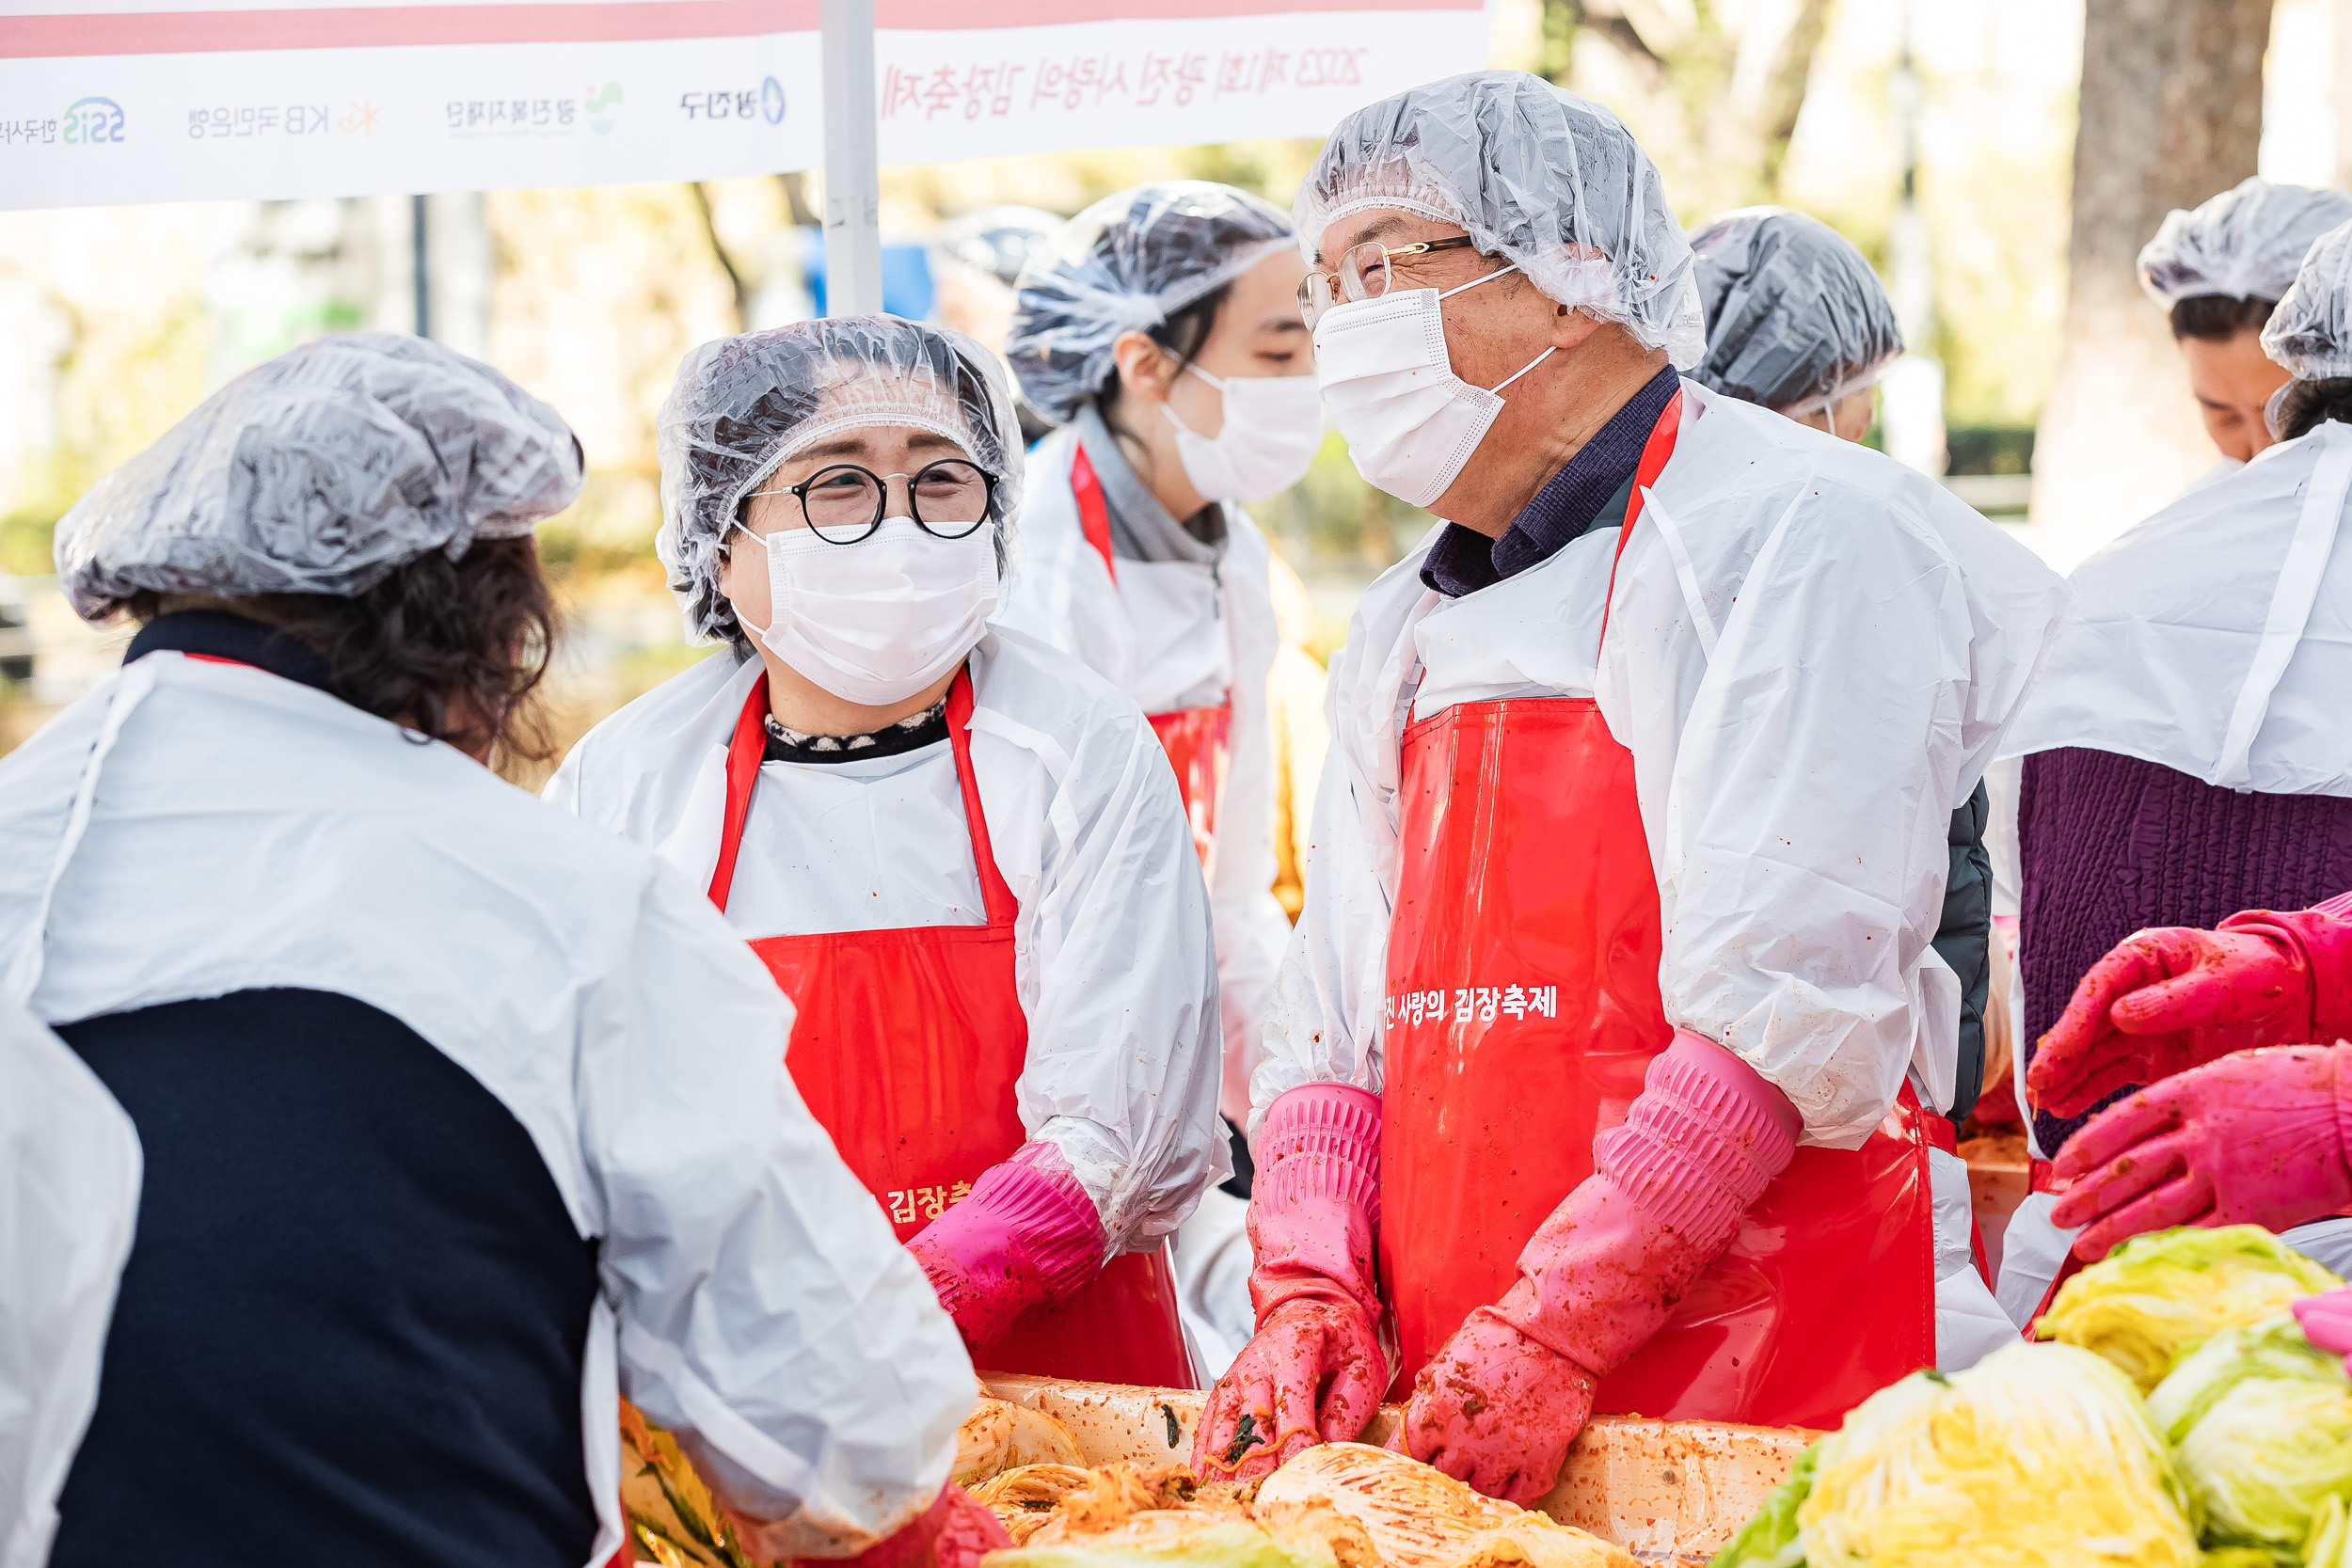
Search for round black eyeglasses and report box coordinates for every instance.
[749,459,998,546]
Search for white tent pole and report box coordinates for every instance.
[819,0,883,316]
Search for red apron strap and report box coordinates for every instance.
[707,672,772,912]
[712,666,1016,927]
[1598,386,1686,650]
[1070,443,1117,586]
[946,669,1020,928]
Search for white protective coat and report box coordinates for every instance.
[546,628,1228,1256]
[0,997,140,1568]
[1986,422,2352,1324]
[994,427,1293,1125]
[0,654,976,1565]
[1257,384,2070,1354]
[1998,420,2352,795]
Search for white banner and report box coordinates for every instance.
[0,0,1492,210]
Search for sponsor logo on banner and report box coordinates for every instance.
[585,80,622,135]
[340,100,384,136]
[444,94,598,138]
[188,103,331,139]
[678,75,787,126]
[61,96,126,144]
[880,44,1366,123]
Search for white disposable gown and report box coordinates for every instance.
[1991,420,2352,1321]
[0,653,976,1564]
[1259,382,2071,1369]
[545,627,1228,1259]
[0,997,139,1568]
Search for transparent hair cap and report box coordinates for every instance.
[654,314,1026,648]
[1688,205,1904,416]
[2262,218,2352,383]
[54,330,582,623]
[1294,70,1705,369]
[1006,180,1296,426]
[2139,178,2352,308]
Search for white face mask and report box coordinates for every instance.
[1159,365,1326,501]
[732,516,1002,705]
[1311,264,1556,510]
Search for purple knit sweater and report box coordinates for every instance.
[2018,745,2352,1155]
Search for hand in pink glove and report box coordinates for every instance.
[2050,1043,2352,1259]
[782,1483,1009,1568]
[1194,1084,1386,1482]
[906,1141,1103,1354]
[1394,1034,1798,1505]
[1384,1313,1594,1505]
[2296,1287,2352,1354]
[2029,898,2352,1119]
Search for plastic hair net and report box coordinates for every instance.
[935,205,1066,290]
[2261,218,2352,381]
[656,314,1026,647]
[56,330,581,623]
[1005,181,1295,426]
[2139,178,2352,307]
[1295,70,1704,369]
[1688,205,1903,414]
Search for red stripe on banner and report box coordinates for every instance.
[2,0,1482,57]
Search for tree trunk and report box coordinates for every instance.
[2029,0,2273,565]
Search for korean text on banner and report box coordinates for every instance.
[0,0,1496,212]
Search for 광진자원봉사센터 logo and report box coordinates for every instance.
[63,97,126,143]
[585,80,621,133]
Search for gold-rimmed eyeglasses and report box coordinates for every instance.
[1297,235,1481,327]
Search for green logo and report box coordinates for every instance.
[585,81,622,135]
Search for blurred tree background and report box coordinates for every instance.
[0,0,2331,752]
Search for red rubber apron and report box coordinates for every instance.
[1377,393,1938,1429]
[706,666,1194,1387]
[1073,443,1232,870]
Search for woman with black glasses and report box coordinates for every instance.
[549,316,1221,1386]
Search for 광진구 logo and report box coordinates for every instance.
[62,96,126,144]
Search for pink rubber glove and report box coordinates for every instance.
[781,1483,1009,1568]
[2296,1287,2352,1354]
[2029,894,2352,1119]
[2050,1043,2352,1259]
[906,1141,1103,1354]
[1193,1084,1385,1482]
[1394,1034,1799,1505]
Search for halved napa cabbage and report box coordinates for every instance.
[2148,1313,2352,1559]
[983,1512,1351,1568]
[956,1397,1086,1486]
[2036,1226,2340,1393]
[1253,1442,1631,1568]
[1798,1341,2201,1568]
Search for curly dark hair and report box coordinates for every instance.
[2273,377,2352,441]
[128,535,561,764]
[2170,294,2276,341]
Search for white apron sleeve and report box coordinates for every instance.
[587,866,975,1560]
[1598,472,2068,1148]
[1248,551,1440,1128]
[0,995,141,1568]
[1208,515,1295,1124]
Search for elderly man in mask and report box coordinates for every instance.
[1191,71,2070,1503]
